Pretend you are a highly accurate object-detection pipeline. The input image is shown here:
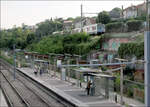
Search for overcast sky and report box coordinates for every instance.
[1,0,145,29]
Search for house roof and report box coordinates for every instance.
[123,5,137,12]
[136,2,145,8]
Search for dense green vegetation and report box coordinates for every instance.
[0,26,36,49]
[0,19,63,50]
[118,42,144,59]
[105,22,124,33]
[28,33,101,55]
[96,11,111,24]
[0,51,13,64]
[126,20,143,32]
[35,19,63,39]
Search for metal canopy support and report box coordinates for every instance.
[144,31,150,106]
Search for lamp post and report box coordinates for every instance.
[13,44,16,80]
[145,0,150,106]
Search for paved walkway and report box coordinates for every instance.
[18,67,121,107]
[47,68,145,107]
[0,88,8,107]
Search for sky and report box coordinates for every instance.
[1,0,145,29]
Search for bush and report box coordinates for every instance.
[29,33,102,55]
[105,22,124,33]
[118,42,144,59]
[126,20,143,32]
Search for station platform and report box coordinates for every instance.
[0,88,8,107]
[17,67,121,107]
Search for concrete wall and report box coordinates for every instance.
[102,38,129,51]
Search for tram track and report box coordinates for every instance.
[0,59,75,107]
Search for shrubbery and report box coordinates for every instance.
[126,20,143,32]
[118,42,144,59]
[105,22,124,33]
[28,33,101,55]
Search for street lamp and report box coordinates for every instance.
[13,44,16,79]
[145,0,150,106]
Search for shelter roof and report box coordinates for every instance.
[89,73,115,78]
[74,68,100,73]
[34,59,49,63]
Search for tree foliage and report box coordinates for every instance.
[28,33,101,55]
[109,7,122,18]
[96,11,111,24]
[35,19,63,40]
[126,20,143,32]
[105,22,124,33]
[0,26,35,49]
[118,42,144,59]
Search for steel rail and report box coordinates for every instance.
[0,81,14,107]
[0,59,74,107]
[1,70,30,107]
[16,69,74,107]
[1,62,51,107]
[16,74,55,107]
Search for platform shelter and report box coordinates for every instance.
[34,59,49,74]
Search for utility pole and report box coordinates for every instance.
[13,44,16,80]
[122,5,124,33]
[146,0,149,31]
[145,0,150,106]
[81,4,83,32]
[55,16,58,31]
[122,5,124,19]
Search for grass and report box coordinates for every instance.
[0,54,13,65]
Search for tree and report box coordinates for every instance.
[35,19,63,40]
[109,7,122,18]
[96,11,111,24]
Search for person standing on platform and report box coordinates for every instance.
[40,67,42,76]
[34,65,38,75]
[87,80,92,95]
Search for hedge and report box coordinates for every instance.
[105,22,124,33]
[118,42,144,59]
[126,20,143,32]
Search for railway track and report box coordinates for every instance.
[1,69,29,107]
[0,59,75,107]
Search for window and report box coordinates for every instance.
[92,26,96,30]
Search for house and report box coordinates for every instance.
[136,2,150,16]
[83,17,96,26]
[122,2,150,19]
[73,17,96,29]
[63,20,73,32]
[136,2,146,16]
[123,5,137,19]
